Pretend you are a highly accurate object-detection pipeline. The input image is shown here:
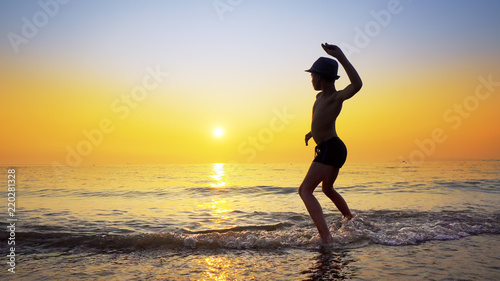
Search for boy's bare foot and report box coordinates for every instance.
[321,234,334,245]
[344,212,356,221]
[339,214,356,227]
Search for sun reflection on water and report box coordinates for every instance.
[197,199,233,230]
[198,256,238,281]
[210,163,226,188]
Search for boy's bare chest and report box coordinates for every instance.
[313,95,342,117]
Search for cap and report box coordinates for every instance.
[305,57,340,80]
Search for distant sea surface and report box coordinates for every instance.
[1,161,499,280]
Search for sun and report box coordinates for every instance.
[213,127,224,138]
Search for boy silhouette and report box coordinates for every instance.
[299,43,362,244]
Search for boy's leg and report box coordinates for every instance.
[299,162,337,243]
[322,168,353,219]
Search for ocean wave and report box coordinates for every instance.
[20,178,500,200]
[435,179,500,193]
[3,210,499,253]
[20,185,300,199]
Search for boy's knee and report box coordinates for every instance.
[298,186,305,197]
[322,184,333,196]
[298,185,311,199]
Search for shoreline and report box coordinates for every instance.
[10,234,499,280]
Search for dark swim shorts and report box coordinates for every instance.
[313,137,348,168]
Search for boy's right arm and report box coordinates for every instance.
[322,43,362,101]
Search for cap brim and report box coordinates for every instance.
[305,69,320,74]
[305,69,340,79]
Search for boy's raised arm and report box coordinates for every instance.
[322,43,362,100]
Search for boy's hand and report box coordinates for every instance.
[305,132,312,146]
[321,43,346,60]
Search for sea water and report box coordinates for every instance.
[1,161,499,280]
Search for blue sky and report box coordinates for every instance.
[2,0,499,79]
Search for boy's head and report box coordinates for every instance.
[305,57,340,83]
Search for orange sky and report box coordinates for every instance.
[1,1,500,165]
